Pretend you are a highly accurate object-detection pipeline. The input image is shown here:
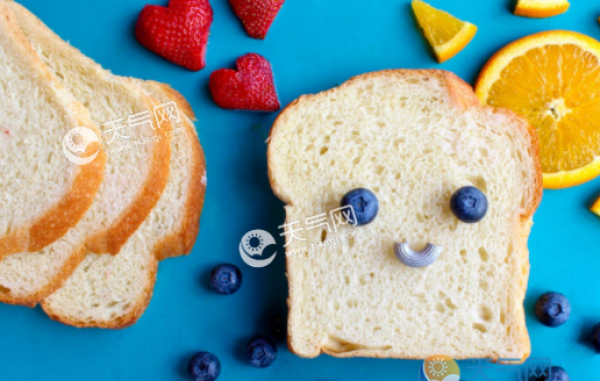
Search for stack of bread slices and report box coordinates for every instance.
[0,0,206,328]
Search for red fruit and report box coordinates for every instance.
[136,0,213,71]
[209,53,280,112]
[229,0,285,39]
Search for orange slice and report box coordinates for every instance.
[476,31,600,189]
[412,0,477,63]
[514,0,570,18]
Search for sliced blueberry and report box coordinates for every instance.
[245,335,277,368]
[210,264,242,295]
[535,292,570,327]
[590,323,600,352]
[538,366,570,381]
[188,352,221,381]
[450,186,488,223]
[340,188,379,226]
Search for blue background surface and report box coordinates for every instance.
[1,0,600,380]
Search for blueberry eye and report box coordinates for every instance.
[340,188,379,226]
[449,186,488,223]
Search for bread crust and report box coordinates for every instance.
[0,142,106,306]
[145,82,206,261]
[153,81,197,121]
[0,3,105,258]
[268,69,542,362]
[83,93,172,255]
[40,82,205,327]
[42,257,159,329]
[444,70,542,217]
[0,245,88,307]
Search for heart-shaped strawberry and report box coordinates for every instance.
[136,0,213,71]
[229,0,285,39]
[209,53,280,112]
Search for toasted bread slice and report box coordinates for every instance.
[0,2,104,258]
[41,81,206,328]
[268,70,542,361]
[0,1,172,305]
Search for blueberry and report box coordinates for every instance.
[210,264,242,295]
[590,323,600,352]
[449,186,488,223]
[188,352,221,381]
[538,366,570,381]
[535,292,570,327]
[340,188,379,226]
[245,335,277,368]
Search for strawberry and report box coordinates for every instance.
[229,0,285,39]
[209,53,280,112]
[136,0,213,71]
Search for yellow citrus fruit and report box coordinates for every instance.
[476,31,600,189]
[514,0,570,18]
[591,196,600,217]
[412,0,477,63]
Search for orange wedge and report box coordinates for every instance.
[412,0,477,63]
[514,0,570,18]
[476,31,600,189]
[591,196,600,217]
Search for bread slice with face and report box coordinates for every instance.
[268,70,542,361]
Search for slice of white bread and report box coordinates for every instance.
[268,70,542,361]
[140,82,206,262]
[41,81,206,328]
[5,0,171,255]
[0,2,104,258]
[0,1,172,305]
